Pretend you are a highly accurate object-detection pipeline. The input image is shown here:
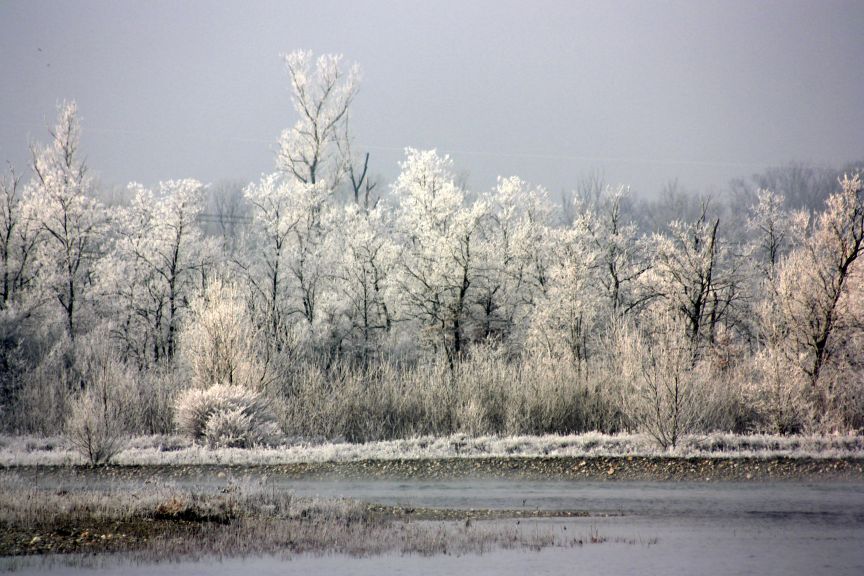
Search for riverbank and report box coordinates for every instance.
[3,432,863,467]
[5,454,863,483]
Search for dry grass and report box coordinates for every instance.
[2,431,862,467]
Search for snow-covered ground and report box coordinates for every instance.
[2,432,862,467]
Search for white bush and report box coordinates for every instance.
[175,384,279,448]
[204,407,280,449]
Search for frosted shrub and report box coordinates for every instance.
[743,348,813,434]
[619,317,717,449]
[64,328,138,464]
[181,280,268,390]
[175,384,279,448]
[65,358,135,465]
[66,386,127,465]
[204,407,269,449]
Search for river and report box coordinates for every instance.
[4,473,863,575]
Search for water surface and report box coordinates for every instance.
[4,474,863,575]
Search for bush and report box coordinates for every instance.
[64,328,136,464]
[618,318,718,449]
[204,407,275,448]
[133,365,183,435]
[10,337,74,435]
[175,384,279,448]
[66,386,127,465]
[180,281,267,390]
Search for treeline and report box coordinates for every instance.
[1,52,862,457]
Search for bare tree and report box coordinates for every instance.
[348,151,379,210]
[751,162,837,212]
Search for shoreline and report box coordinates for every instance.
[4,455,863,482]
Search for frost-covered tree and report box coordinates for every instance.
[29,102,107,341]
[241,173,303,340]
[393,149,487,364]
[527,214,599,366]
[742,188,809,430]
[0,167,41,308]
[245,49,360,352]
[181,279,268,390]
[332,203,397,362]
[746,188,805,282]
[743,297,813,433]
[476,176,553,345]
[105,179,209,365]
[777,173,864,423]
[648,204,740,351]
[277,50,360,191]
[582,185,652,317]
[283,181,335,336]
[242,170,337,356]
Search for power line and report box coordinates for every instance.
[196,213,252,224]
[0,120,797,171]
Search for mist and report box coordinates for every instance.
[2,0,862,196]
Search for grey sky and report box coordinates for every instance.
[1,0,862,198]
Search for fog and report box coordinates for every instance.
[2,0,862,195]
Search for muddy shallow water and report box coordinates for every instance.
[3,469,863,575]
[6,512,863,576]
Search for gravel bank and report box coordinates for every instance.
[6,455,863,483]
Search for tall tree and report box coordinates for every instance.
[479,176,553,347]
[394,149,486,365]
[0,166,41,308]
[778,173,864,421]
[242,173,303,340]
[582,185,652,317]
[746,188,804,282]
[277,50,360,192]
[29,102,106,341]
[527,219,598,367]
[649,203,739,352]
[332,202,397,363]
[106,179,208,364]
